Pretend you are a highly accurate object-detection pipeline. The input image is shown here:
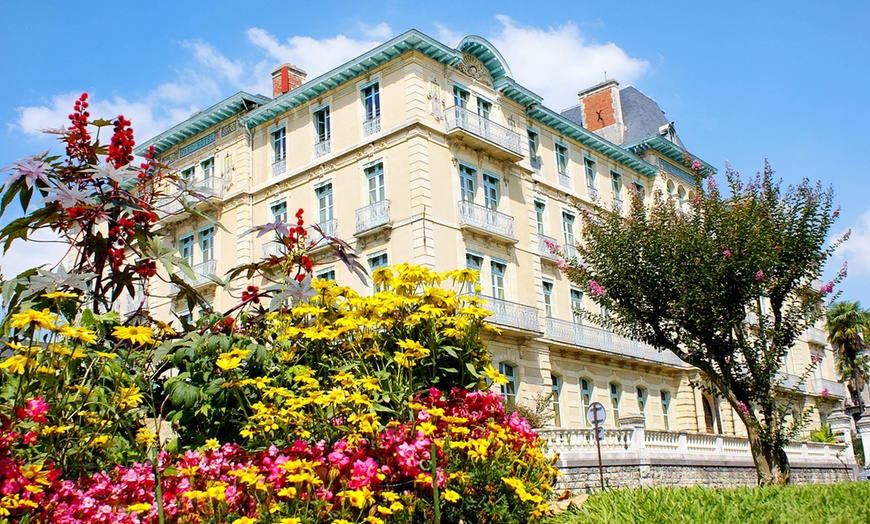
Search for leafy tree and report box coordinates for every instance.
[825,300,870,411]
[566,161,845,485]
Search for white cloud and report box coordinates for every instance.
[358,22,393,40]
[0,228,69,279]
[837,208,870,277]
[434,22,464,48]
[486,15,650,111]
[184,41,246,84]
[246,27,384,79]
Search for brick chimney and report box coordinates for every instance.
[272,63,307,97]
[577,80,624,143]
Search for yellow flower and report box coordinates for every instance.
[127,503,153,513]
[232,516,257,524]
[216,348,251,371]
[112,325,155,345]
[58,325,97,344]
[442,489,460,503]
[10,309,56,330]
[116,385,145,410]
[0,355,37,374]
[94,351,118,360]
[88,435,113,448]
[483,364,508,386]
[135,427,157,445]
[279,519,301,524]
[205,438,220,450]
[42,291,79,299]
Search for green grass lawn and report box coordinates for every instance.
[546,482,870,524]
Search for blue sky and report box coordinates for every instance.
[2,1,869,303]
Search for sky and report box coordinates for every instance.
[1,1,869,303]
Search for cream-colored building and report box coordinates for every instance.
[134,29,843,439]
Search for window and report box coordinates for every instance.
[477,98,491,119]
[180,234,194,265]
[181,166,195,182]
[555,143,569,176]
[500,362,516,404]
[201,158,214,181]
[667,180,676,199]
[271,201,287,224]
[453,85,469,109]
[466,252,483,286]
[527,129,540,163]
[633,181,645,197]
[661,390,671,430]
[580,378,593,427]
[611,170,621,197]
[542,280,553,318]
[365,163,385,204]
[362,82,380,122]
[491,260,506,299]
[459,164,476,202]
[551,374,562,427]
[272,128,286,162]
[534,201,546,235]
[483,173,499,210]
[316,183,333,224]
[368,252,389,291]
[199,227,214,262]
[314,107,330,143]
[678,186,687,207]
[637,386,647,424]
[562,212,575,246]
[609,383,621,425]
[584,156,596,189]
[570,287,583,324]
[316,267,336,282]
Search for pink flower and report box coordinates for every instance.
[691,160,702,171]
[821,388,830,397]
[25,397,49,423]
[543,238,559,254]
[820,282,834,295]
[589,280,606,298]
[723,249,731,260]
[737,401,750,416]
[839,261,848,278]
[755,270,764,281]
[557,259,568,272]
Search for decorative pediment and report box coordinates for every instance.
[456,53,493,86]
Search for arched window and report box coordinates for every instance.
[580,378,593,427]
[609,382,621,426]
[660,390,671,430]
[551,374,562,427]
[499,362,517,405]
[636,386,647,425]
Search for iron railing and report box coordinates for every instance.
[545,317,684,367]
[458,201,515,240]
[445,106,522,156]
[355,200,392,234]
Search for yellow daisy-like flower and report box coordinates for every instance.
[442,489,461,503]
[112,325,155,345]
[94,351,118,360]
[116,385,145,410]
[42,291,79,299]
[279,518,302,524]
[10,309,56,330]
[0,355,36,374]
[58,325,97,345]
[126,503,153,513]
[231,515,257,524]
[216,348,251,371]
[483,364,509,386]
[205,438,220,450]
[135,427,158,445]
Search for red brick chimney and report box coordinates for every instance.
[272,63,307,97]
[578,80,620,132]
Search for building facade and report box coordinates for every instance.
[134,29,844,440]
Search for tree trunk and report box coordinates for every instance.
[746,426,790,485]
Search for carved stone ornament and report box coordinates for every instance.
[456,54,493,86]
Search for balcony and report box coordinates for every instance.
[170,260,218,293]
[613,198,624,215]
[558,171,571,188]
[537,234,560,262]
[775,372,807,392]
[363,116,381,137]
[812,378,846,399]
[588,187,599,201]
[805,326,828,346]
[123,295,150,316]
[272,159,286,177]
[306,219,338,250]
[457,201,516,243]
[478,295,541,333]
[545,317,685,367]
[355,199,392,236]
[562,243,579,261]
[261,241,286,259]
[315,140,330,158]
[445,106,523,161]
[156,177,227,222]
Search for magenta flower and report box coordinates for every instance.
[723,249,731,260]
[691,159,702,171]
[589,280,606,297]
[755,270,764,281]
[821,388,830,397]
[543,238,560,254]
[737,401,750,416]
[25,396,49,423]
[819,282,834,295]
[557,259,568,272]
[839,261,848,278]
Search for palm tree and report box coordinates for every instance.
[826,301,870,411]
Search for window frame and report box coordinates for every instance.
[580,378,593,427]
[490,259,506,300]
[198,226,214,262]
[271,127,287,163]
[365,161,385,205]
[483,173,499,210]
[555,142,569,176]
[499,362,517,405]
[609,382,622,425]
[527,129,540,163]
[534,200,546,235]
[314,105,331,143]
[570,286,584,324]
[542,279,554,318]
[551,374,562,427]
[583,155,596,189]
[459,163,476,202]
[362,81,380,122]
[660,390,671,430]
[315,182,334,224]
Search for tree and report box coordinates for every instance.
[826,301,870,411]
[567,161,845,485]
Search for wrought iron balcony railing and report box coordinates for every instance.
[355,199,392,234]
[307,219,338,247]
[537,234,560,261]
[545,317,684,367]
[458,201,515,241]
[171,260,218,292]
[363,116,381,136]
[272,158,286,177]
[315,140,331,158]
[445,106,523,159]
[477,295,541,333]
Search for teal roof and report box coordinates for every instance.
[623,136,717,178]
[527,104,658,178]
[457,36,513,81]
[134,92,270,157]
[242,29,462,129]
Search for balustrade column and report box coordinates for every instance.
[619,415,646,452]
